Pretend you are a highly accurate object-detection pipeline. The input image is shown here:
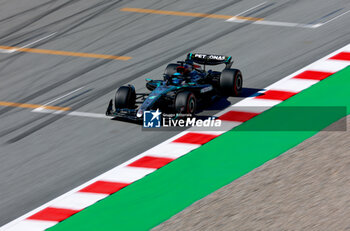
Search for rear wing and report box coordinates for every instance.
[186,53,233,69]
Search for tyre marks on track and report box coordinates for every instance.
[0,0,246,142]
[0,0,331,142]
[4,44,350,231]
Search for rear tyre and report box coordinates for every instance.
[114,85,136,109]
[175,91,196,116]
[220,69,243,96]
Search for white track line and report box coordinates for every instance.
[0,33,56,54]
[225,3,324,29]
[0,48,16,53]
[30,87,112,119]
[67,111,112,119]
[253,20,317,28]
[226,17,318,28]
[227,9,350,28]
[320,9,350,26]
[235,2,267,16]
[33,109,112,119]
[33,87,84,112]
[20,33,56,49]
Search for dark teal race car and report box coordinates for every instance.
[105,53,243,121]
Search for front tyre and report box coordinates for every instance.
[175,91,196,116]
[114,85,136,109]
[220,69,243,96]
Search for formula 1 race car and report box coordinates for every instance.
[106,53,243,121]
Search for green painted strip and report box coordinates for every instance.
[49,67,350,231]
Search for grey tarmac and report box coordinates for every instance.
[0,0,349,226]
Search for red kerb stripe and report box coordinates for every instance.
[255,90,296,101]
[172,132,218,145]
[293,70,334,80]
[27,207,80,222]
[79,181,129,194]
[128,156,175,169]
[329,52,350,61]
[219,111,259,122]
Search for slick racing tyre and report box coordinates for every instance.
[220,69,243,96]
[114,85,136,109]
[175,91,196,116]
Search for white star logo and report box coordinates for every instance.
[150,109,161,121]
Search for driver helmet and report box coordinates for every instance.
[176,66,185,74]
[183,63,193,75]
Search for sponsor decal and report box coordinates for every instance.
[200,86,213,93]
[193,53,226,61]
[208,55,226,60]
[194,53,207,59]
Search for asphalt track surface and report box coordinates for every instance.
[0,0,349,226]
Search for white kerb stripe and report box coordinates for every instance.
[5,220,57,231]
[182,130,225,135]
[50,192,107,210]
[100,166,155,183]
[269,78,319,92]
[186,131,225,135]
[233,98,282,108]
[307,59,350,73]
[141,142,200,159]
[342,44,350,51]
